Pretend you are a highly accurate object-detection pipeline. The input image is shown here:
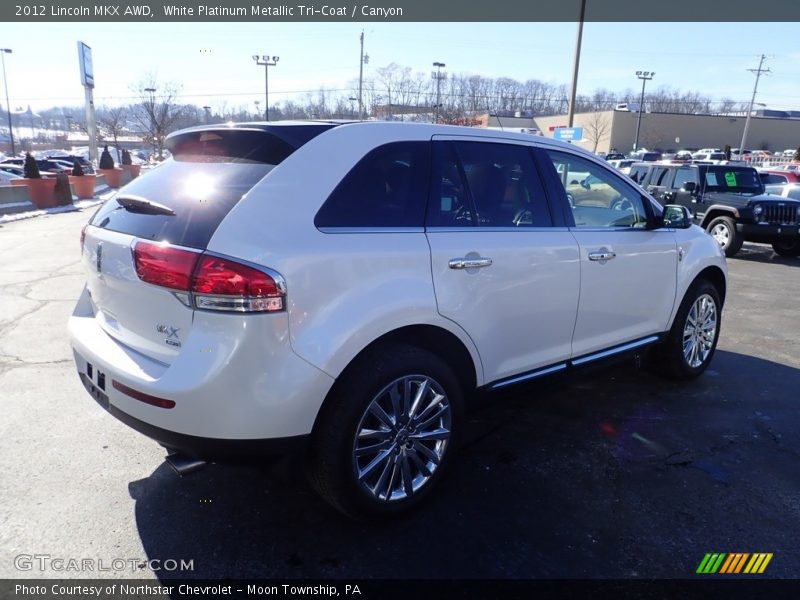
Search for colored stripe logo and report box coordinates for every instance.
[697,553,773,574]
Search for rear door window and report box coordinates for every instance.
[427,141,552,228]
[91,126,335,249]
[314,142,430,229]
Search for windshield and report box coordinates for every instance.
[703,166,763,194]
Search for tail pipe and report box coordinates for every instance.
[165,452,207,476]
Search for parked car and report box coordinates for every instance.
[45,153,94,174]
[629,150,662,162]
[0,157,71,174]
[692,152,727,163]
[0,169,22,184]
[633,161,800,257]
[604,152,626,161]
[758,169,800,185]
[69,121,728,517]
[0,164,25,177]
[765,183,800,201]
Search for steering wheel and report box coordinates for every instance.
[611,197,634,212]
[566,193,575,208]
[512,208,532,226]
[454,204,476,225]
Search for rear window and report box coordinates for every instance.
[762,173,788,184]
[91,126,334,248]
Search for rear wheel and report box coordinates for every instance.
[772,240,800,258]
[655,280,722,380]
[706,216,742,257]
[308,345,463,518]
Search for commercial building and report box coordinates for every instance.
[482,111,800,155]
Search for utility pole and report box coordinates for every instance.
[567,0,586,127]
[739,54,770,158]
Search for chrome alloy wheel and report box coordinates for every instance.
[710,223,730,247]
[683,293,717,368]
[353,375,452,502]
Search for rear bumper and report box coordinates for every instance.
[69,286,335,443]
[737,222,800,243]
[79,373,308,460]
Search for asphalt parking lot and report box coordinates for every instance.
[1,208,799,581]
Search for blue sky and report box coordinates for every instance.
[1,22,797,112]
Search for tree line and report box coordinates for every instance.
[8,65,754,155]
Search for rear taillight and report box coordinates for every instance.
[133,241,284,313]
[134,242,199,291]
[80,224,87,249]
[193,256,284,312]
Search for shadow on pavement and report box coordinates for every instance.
[131,350,800,580]
[734,243,800,267]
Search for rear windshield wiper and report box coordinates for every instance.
[116,195,176,216]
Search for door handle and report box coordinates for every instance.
[588,251,616,262]
[449,257,493,269]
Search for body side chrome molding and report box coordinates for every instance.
[486,335,661,391]
[571,335,660,366]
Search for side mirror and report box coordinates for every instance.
[663,204,693,229]
[682,181,697,194]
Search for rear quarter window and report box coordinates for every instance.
[314,142,430,229]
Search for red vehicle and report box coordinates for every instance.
[759,168,800,185]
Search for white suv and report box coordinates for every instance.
[69,122,727,517]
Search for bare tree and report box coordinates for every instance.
[131,74,185,160]
[584,111,611,152]
[98,106,127,162]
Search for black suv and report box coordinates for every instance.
[629,162,800,257]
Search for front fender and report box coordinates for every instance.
[668,224,728,326]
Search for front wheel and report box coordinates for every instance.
[655,280,722,380]
[706,216,743,257]
[308,345,463,519]
[772,240,800,258]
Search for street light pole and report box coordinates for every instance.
[202,105,211,124]
[567,0,586,127]
[633,70,654,152]
[253,54,279,121]
[432,62,446,124]
[1,48,15,155]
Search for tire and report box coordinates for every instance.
[656,280,722,380]
[771,240,800,258]
[307,344,463,519]
[706,216,743,257]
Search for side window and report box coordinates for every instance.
[629,166,648,184]
[648,167,669,186]
[672,167,697,190]
[315,142,429,228]
[427,141,552,228]
[545,150,650,229]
